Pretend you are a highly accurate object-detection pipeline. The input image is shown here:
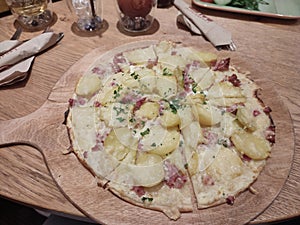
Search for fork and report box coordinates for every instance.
[216,42,237,51]
[10,26,23,40]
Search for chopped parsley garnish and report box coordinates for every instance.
[151,143,157,147]
[162,67,172,76]
[113,106,126,116]
[217,138,230,147]
[116,117,125,122]
[192,82,198,93]
[129,118,136,123]
[130,72,139,80]
[113,85,123,99]
[169,102,178,114]
[140,128,150,136]
[184,163,188,169]
[141,197,153,202]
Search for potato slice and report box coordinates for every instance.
[135,102,160,120]
[70,106,97,151]
[156,76,177,98]
[144,127,180,156]
[208,97,246,107]
[231,131,271,160]
[108,152,165,187]
[207,82,244,99]
[206,146,243,180]
[160,110,180,128]
[123,45,157,64]
[177,104,198,129]
[104,131,130,161]
[236,106,257,131]
[75,74,102,98]
[196,104,222,126]
[136,152,163,166]
[181,121,204,149]
[187,151,199,176]
[196,52,217,66]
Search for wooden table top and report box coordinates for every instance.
[0,0,299,224]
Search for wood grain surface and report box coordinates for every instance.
[0,0,300,224]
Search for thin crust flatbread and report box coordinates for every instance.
[66,41,275,220]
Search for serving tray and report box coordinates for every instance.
[193,0,300,19]
[0,40,295,225]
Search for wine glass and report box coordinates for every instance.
[65,0,108,36]
[5,0,54,32]
[115,0,157,33]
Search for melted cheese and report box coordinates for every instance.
[67,41,274,220]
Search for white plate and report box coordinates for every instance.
[192,0,300,19]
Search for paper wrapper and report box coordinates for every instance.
[0,40,22,55]
[0,32,63,86]
[174,0,235,49]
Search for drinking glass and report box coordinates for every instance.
[66,0,107,36]
[5,0,54,31]
[115,0,157,33]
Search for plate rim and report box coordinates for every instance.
[192,0,300,19]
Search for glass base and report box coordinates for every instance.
[120,15,154,33]
[77,16,102,31]
[16,10,53,32]
[71,19,109,37]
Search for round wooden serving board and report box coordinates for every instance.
[0,40,295,225]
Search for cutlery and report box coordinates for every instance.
[174,0,236,51]
[10,26,23,40]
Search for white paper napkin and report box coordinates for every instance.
[174,0,236,50]
[0,32,64,86]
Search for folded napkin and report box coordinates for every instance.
[174,0,236,50]
[0,32,64,86]
[0,40,22,55]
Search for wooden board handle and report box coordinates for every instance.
[0,101,70,153]
[0,115,37,147]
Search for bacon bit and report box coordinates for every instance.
[158,100,166,116]
[242,154,252,162]
[120,92,140,104]
[203,129,218,146]
[92,65,108,79]
[113,53,127,64]
[94,101,102,107]
[253,109,261,117]
[263,106,272,114]
[226,103,245,115]
[77,97,86,105]
[68,98,76,107]
[182,73,194,92]
[213,58,230,71]
[131,186,145,197]
[164,160,187,189]
[227,74,241,87]
[226,195,235,205]
[146,58,158,69]
[133,97,147,112]
[265,125,276,144]
[111,62,122,74]
[137,141,144,151]
[226,104,238,115]
[202,174,215,186]
[266,134,275,144]
[91,145,101,151]
[268,124,276,132]
[83,151,88,158]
